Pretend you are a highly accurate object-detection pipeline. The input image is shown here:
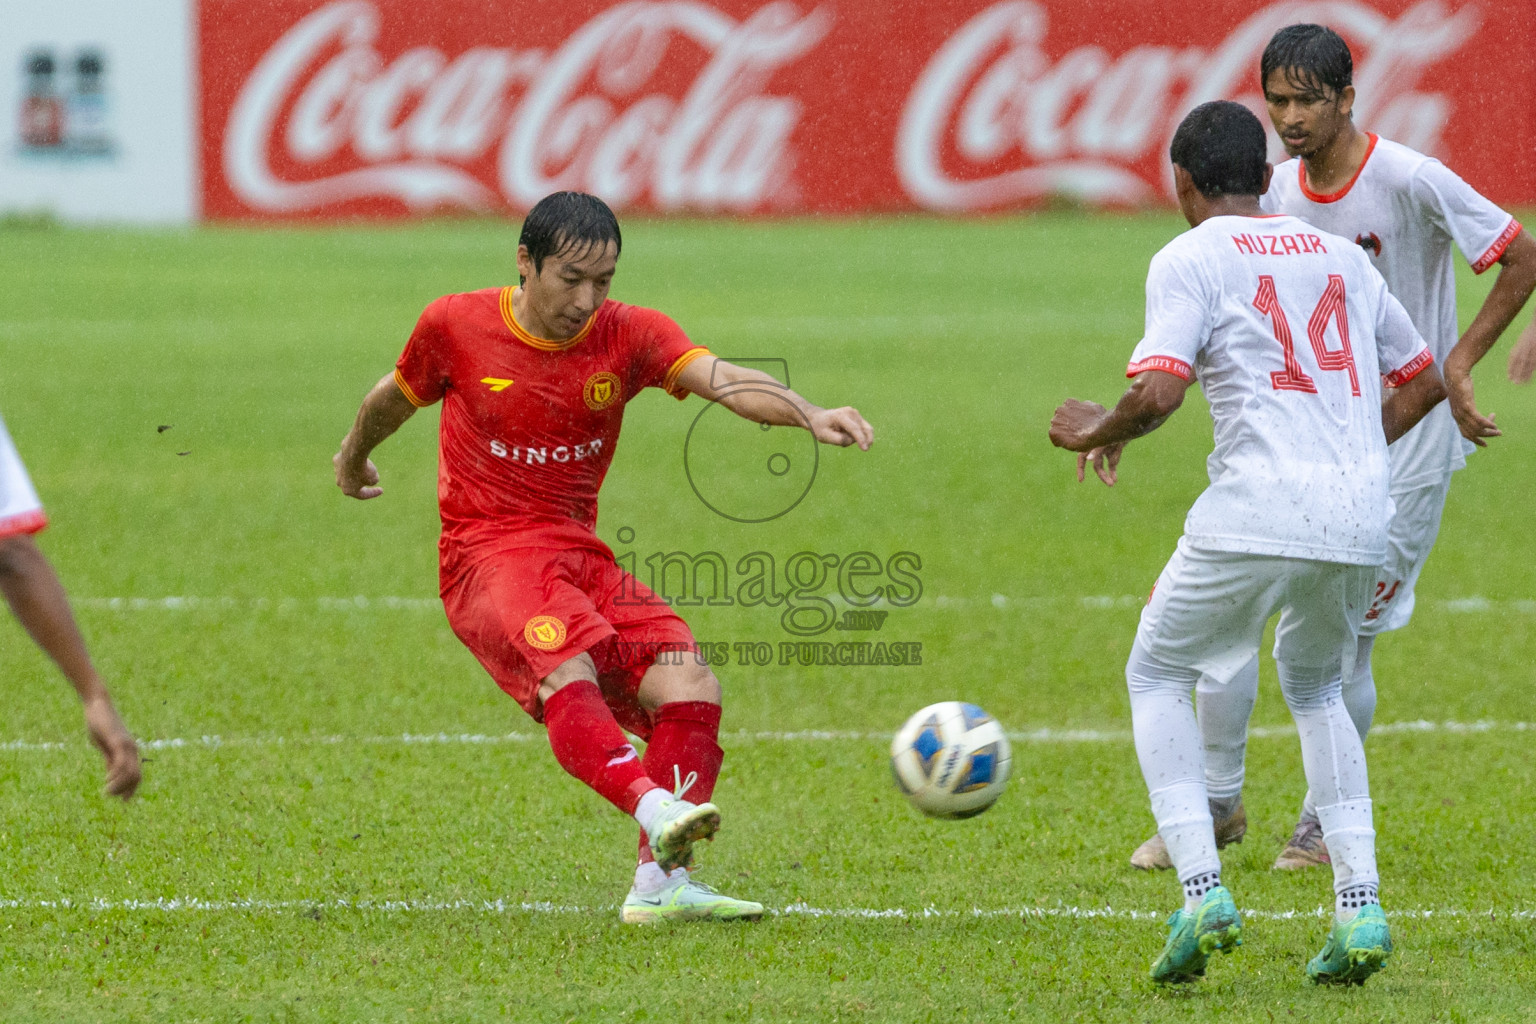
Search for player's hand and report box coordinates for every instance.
[83,695,141,800]
[1049,399,1108,453]
[1509,322,1536,384]
[809,407,873,450]
[1076,443,1124,486]
[1444,370,1501,447]
[334,451,383,499]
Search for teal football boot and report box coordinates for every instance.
[1307,904,1392,985]
[1150,885,1243,984]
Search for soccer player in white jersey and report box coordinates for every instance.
[0,408,140,798]
[1051,101,1446,984]
[1129,23,1536,875]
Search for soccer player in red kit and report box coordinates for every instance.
[333,192,873,923]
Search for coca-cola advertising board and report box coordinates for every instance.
[200,0,1534,219]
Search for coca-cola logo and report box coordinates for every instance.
[223,0,831,213]
[897,0,1480,210]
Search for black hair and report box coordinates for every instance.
[518,191,621,284]
[1169,101,1268,198]
[1260,24,1353,97]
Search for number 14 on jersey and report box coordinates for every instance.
[1253,273,1361,396]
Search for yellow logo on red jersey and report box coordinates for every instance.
[583,371,622,411]
[481,377,514,392]
[524,615,568,651]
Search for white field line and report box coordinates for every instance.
[0,895,1528,922]
[71,595,1536,614]
[1,720,1529,754]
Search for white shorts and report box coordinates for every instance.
[1136,538,1374,685]
[0,412,46,538]
[1360,476,1452,635]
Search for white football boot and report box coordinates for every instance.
[620,870,765,924]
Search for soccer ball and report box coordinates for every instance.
[890,702,1012,819]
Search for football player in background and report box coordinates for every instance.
[1051,101,1445,984]
[334,191,872,923]
[0,408,140,799]
[1129,22,1536,873]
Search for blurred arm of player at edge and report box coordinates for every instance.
[1049,363,1447,488]
[672,356,873,450]
[1441,227,1536,445]
[0,535,141,798]
[1510,320,1536,384]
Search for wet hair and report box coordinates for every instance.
[1169,101,1268,198]
[1260,24,1353,97]
[518,191,621,284]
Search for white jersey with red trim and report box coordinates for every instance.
[1128,214,1430,566]
[1261,134,1520,489]
[0,410,47,539]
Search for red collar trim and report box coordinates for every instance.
[1299,133,1378,204]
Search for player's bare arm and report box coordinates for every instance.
[675,355,873,450]
[0,534,141,799]
[1049,370,1191,486]
[1381,362,1448,445]
[334,373,419,499]
[1442,229,1536,444]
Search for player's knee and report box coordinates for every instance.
[1276,660,1340,712]
[536,652,599,705]
[639,658,721,709]
[673,660,721,705]
[1125,641,1198,697]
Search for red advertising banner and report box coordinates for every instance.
[198,0,1536,219]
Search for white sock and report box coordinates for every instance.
[1300,635,1376,822]
[1181,869,1221,913]
[1197,656,1258,810]
[1317,799,1379,920]
[1335,882,1380,923]
[1150,781,1220,882]
[632,861,669,894]
[632,788,671,836]
[1127,640,1221,886]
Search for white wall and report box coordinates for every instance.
[0,0,195,224]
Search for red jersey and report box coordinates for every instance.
[394,287,708,557]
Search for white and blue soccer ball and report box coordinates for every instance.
[890,701,1012,819]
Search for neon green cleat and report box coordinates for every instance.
[1307,904,1392,985]
[1150,885,1243,984]
[620,874,765,924]
[647,798,721,872]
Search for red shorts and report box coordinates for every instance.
[441,541,696,739]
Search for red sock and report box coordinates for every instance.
[637,701,725,863]
[543,681,658,815]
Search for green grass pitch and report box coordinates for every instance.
[1,214,1534,1021]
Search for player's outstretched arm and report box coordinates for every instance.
[1048,370,1190,486]
[0,535,141,799]
[675,356,873,450]
[1509,319,1536,385]
[1382,362,1448,445]
[335,373,420,499]
[1444,229,1536,442]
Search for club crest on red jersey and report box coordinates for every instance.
[583,371,622,411]
[1355,232,1384,258]
[524,615,567,651]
